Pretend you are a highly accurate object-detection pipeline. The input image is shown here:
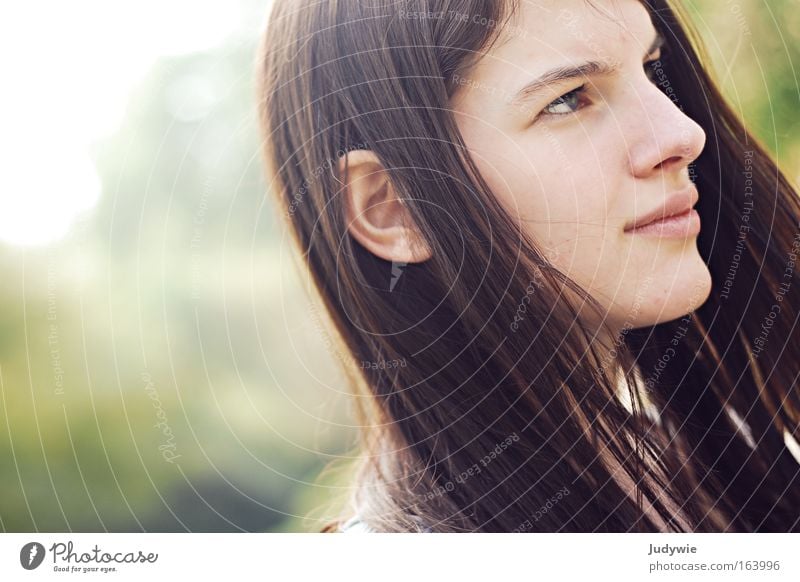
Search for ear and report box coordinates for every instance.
[339,150,432,263]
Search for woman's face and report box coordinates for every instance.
[451,0,711,331]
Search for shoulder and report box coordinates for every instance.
[339,515,375,533]
[338,514,433,533]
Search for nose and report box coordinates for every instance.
[627,80,706,180]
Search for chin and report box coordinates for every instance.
[638,255,712,327]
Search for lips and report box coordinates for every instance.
[624,184,699,232]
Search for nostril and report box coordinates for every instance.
[655,155,682,170]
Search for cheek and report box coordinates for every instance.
[461,119,636,290]
[479,150,613,240]
[475,145,622,284]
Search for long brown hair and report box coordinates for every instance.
[257,0,800,532]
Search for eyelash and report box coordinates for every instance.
[644,54,665,84]
[539,84,589,118]
[537,55,667,121]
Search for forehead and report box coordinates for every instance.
[453,0,654,100]
[500,0,652,58]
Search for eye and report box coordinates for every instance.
[540,84,589,117]
[644,45,669,85]
[645,51,667,83]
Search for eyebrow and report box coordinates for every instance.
[510,30,665,107]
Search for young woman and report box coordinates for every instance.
[257,0,800,532]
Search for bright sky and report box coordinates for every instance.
[0,0,247,246]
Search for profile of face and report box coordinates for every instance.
[450,0,711,331]
[342,0,712,334]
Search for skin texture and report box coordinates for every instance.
[343,0,711,336]
[449,0,711,333]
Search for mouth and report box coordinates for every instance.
[624,184,701,237]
